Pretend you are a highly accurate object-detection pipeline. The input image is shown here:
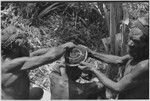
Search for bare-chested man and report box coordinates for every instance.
[49,56,105,99]
[79,15,149,99]
[1,25,75,99]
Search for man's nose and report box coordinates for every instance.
[128,40,134,46]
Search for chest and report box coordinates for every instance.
[124,65,136,76]
[123,59,138,76]
[123,60,149,80]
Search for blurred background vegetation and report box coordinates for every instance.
[1,1,149,92]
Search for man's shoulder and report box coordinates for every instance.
[2,57,29,72]
[138,59,148,67]
[137,59,149,71]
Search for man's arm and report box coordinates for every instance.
[30,41,75,57]
[30,48,49,57]
[89,50,131,65]
[2,42,75,72]
[91,60,148,93]
[50,63,69,99]
[2,46,66,73]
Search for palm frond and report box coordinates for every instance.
[38,3,65,18]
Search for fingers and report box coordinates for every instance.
[80,61,87,65]
[78,65,87,70]
[79,62,95,71]
[80,61,91,66]
[79,62,90,69]
[62,42,76,49]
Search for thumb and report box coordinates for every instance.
[80,61,87,66]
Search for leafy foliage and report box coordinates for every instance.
[122,2,149,19]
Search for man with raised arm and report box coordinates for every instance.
[79,15,149,99]
[1,25,75,99]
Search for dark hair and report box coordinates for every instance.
[2,42,17,56]
[140,26,149,59]
[1,25,29,57]
[140,29,149,45]
[2,39,29,57]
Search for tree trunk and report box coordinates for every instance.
[105,3,123,99]
[109,3,116,55]
[114,3,123,56]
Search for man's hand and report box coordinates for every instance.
[61,42,76,49]
[78,62,96,72]
[79,45,93,55]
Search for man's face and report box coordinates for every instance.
[127,28,146,57]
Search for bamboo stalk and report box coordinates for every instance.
[121,7,129,56]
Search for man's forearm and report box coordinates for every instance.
[3,42,75,72]
[30,48,50,57]
[21,46,66,70]
[3,46,66,72]
[30,42,69,57]
[91,68,119,92]
[89,51,130,64]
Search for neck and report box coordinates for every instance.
[131,55,148,62]
[130,50,148,62]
